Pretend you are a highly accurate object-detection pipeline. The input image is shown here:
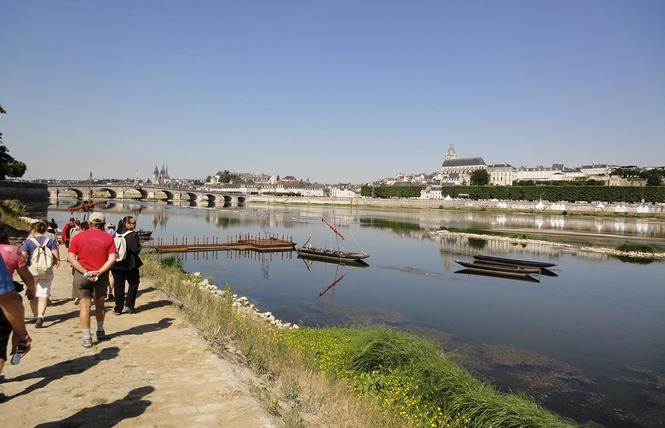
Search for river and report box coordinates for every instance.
[45,199,665,427]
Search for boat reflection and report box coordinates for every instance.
[455,268,541,283]
[297,255,369,269]
[318,274,347,297]
[298,256,368,299]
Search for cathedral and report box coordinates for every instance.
[440,144,486,185]
[152,164,171,186]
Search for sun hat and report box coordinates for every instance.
[88,212,106,223]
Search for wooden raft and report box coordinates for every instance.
[144,234,296,254]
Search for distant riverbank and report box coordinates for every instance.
[248,194,665,217]
[430,229,665,260]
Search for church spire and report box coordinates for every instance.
[445,144,457,160]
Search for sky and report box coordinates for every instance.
[1,1,664,184]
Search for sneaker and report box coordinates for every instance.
[81,337,93,348]
[74,298,80,305]
[96,330,105,340]
[35,317,44,328]
[124,308,136,314]
[107,294,114,301]
[113,311,122,316]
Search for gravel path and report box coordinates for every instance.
[0,244,278,427]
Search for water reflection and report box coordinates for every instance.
[48,198,665,241]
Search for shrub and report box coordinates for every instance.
[616,242,662,254]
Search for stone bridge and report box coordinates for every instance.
[47,184,246,205]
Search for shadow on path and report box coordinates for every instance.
[6,347,120,400]
[103,317,175,341]
[34,385,155,427]
[136,298,174,312]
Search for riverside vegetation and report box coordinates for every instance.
[147,254,574,428]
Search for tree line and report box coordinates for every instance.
[361,184,665,203]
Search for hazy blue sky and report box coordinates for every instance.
[2,1,663,183]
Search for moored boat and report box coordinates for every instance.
[297,218,369,264]
[296,246,369,263]
[474,254,557,268]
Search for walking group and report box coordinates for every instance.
[0,212,143,400]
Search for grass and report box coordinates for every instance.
[616,242,663,254]
[278,327,572,428]
[0,200,31,239]
[143,253,574,428]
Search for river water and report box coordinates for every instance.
[46,199,665,427]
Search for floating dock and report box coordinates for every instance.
[144,234,296,254]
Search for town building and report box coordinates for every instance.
[439,144,486,185]
[487,163,517,186]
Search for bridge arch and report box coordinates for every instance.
[47,184,246,205]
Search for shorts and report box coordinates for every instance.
[0,277,13,295]
[72,271,109,300]
[34,273,55,298]
[0,316,11,361]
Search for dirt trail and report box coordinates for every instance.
[0,244,278,427]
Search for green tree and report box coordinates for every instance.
[641,170,663,186]
[0,105,27,180]
[470,169,490,185]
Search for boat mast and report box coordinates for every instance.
[321,218,345,241]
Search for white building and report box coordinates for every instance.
[487,163,516,186]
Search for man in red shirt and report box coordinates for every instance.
[67,212,116,348]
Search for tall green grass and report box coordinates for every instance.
[279,327,572,428]
[144,254,573,427]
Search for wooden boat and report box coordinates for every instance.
[296,246,369,263]
[455,260,541,274]
[296,218,369,264]
[474,254,557,268]
[455,268,540,283]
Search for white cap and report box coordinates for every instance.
[88,212,105,223]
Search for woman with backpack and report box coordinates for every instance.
[110,216,143,315]
[20,221,61,328]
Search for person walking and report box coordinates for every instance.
[61,217,76,248]
[0,258,32,401]
[111,216,143,315]
[67,212,116,347]
[69,220,87,243]
[48,218,58,235]
[42,218,58,243]
[0,225,37,397]
[20,222,60,328]
[0,225,37,302]
[67,220,81,241]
